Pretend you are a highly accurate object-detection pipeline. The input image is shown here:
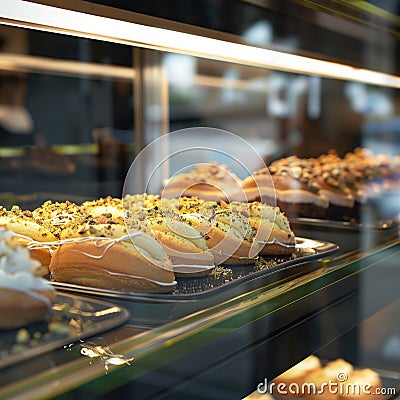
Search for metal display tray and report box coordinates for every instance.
[0,293,130,370]
[49,237,339,301]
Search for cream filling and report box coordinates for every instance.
[255,238,296,248]
[214,220,246,240]
[0,269,53,291]
[0,229,54,296]
[88,205,124,218]
[43,212,75,226]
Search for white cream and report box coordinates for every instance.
[173,264,215,271]
[0,229,54,303]
[102,269,176,287]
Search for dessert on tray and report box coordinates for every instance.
[0,191,298,293]
[0,228,56,329]
[161,163,244,202]
[242,148,400,222]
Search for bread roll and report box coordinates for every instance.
[161,163,243,202]
[304,359,353,400]
[49,233,176,293]
[272,355,322,396]
[126,208,215,277]
[0,205,56,242]
[338,369,382,400]
[0,287,56,329]
[229,201,295,256]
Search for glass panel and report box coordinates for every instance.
[0,25,135,207]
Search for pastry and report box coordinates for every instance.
[228,201,295,255]
[49,230,176,293]
[124,194,296,262]
[243,148,400,222]
[128,209,215,277]
[272,355,322,393]
[304,358,354,400]
[162,163,244,202]
[338,368,382,399]
[44,200,177,292]
[0,228,56,329]
[0,205,55,266]
[243,391,275,399]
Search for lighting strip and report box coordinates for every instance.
[1,0,400,88]
[0,53,134,80]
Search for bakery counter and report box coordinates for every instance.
[0,228,399,400]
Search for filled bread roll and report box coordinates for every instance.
[338,369,382,400]
[0,205,57,242]
[230,201,295,255]
[304,358,354,400]
[49,232,176,293]
[0,206,56,267]
[125,208,215,277]
[180,205,261,265]
[161,163,243,202]
[272,355,322,396]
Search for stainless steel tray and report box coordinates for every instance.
[49,237,339,301]
[0,293,130,370]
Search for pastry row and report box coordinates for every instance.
[0,195,295,294]
[245,355,382,399]
[163,148,400,221]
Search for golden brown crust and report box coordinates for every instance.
[338,369,382,400]
[195,222,256,265]
[305,359,353,400]
[252,225,295,256]
[153,231,214,276]
[162,163,243,202]
[49,240,175,293]
[273,355,322,389]
[0,288,56,330]
[12,237,52,268]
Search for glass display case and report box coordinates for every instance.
[0,1,399,399]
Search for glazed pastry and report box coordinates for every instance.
[44,200,176,292]
[125,194,257,265]
[305,358,354,400]
[272,355,322,392]
[0,205,56,266]
[243,391,275,399]
[49,230,176,293]
[228,201,295,255]
[125,195,296,262]
[243,148,400,222]
[0,228,56,329]
[338,368,382,400]
[161,163,244,202]
[127,207,215,277]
